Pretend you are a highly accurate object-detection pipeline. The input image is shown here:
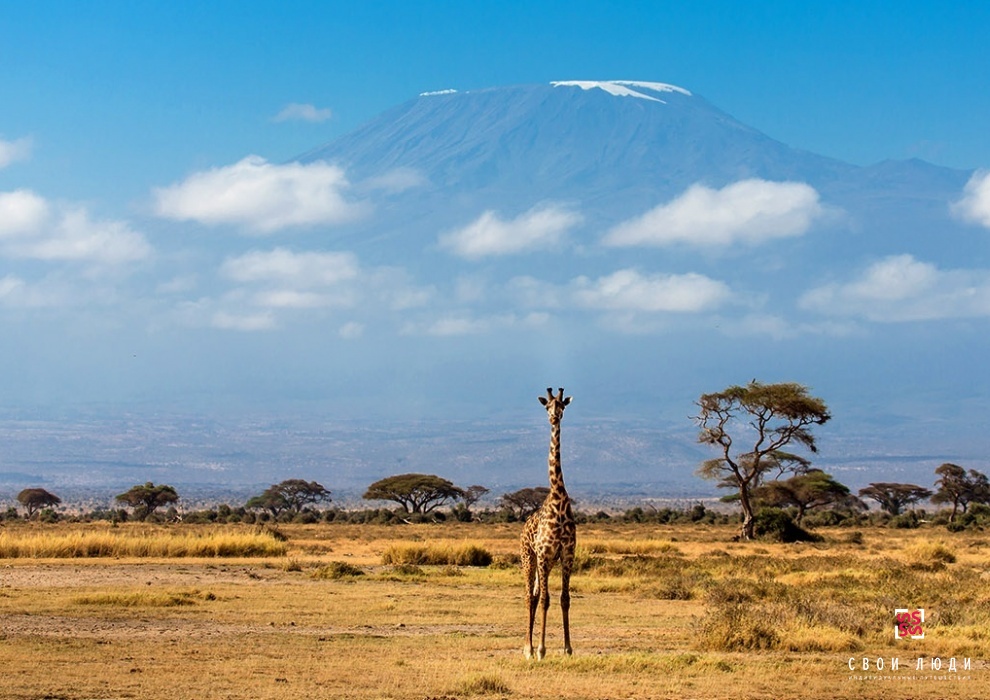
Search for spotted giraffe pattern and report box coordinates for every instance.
[521,387,576,660]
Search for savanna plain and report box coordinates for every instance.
[1,521,988,700]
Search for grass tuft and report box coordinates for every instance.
[381,543,492,567]
[457,672,511,695]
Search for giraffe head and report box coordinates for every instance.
[539,387,572,424]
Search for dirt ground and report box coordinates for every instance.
[2,524,989,700]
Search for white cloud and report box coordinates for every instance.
[604,179,823,248]
[800,254,990,321]
[219,248,360,311]
[23,208,151,264]
[208,248,432,330]
[0,136,32,169]
[0,189,49,237]
[573,269,732,313]
[273,103,333,123]
[153,156,365,233]
[720,313,860,340]
[405,312,549,337]
[339,321,364,340]
[0,272,108,309]
[251,289,346,309]
[440,204,582,259]
[951,170,990,228]
[0,190,151,265]
[211,310,277,331]
[220,248,359,286]
[359,167,427,194]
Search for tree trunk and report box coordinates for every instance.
[739,487,756,540]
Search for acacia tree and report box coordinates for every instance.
[694,380,831,540]
[932,464,990,522]
[499,487,550,519]
[115,482,179,520]
[858,482,932,516]
[17,488,61,519]
[246,479,332,518]
[752,469,854,523]
[363,473,465,514]
[461,485,490,509]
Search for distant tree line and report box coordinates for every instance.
[4,406,989,537]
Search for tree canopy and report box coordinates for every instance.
[932,464,990,522]
[17,488,61,518]
[115,482,179,520]
[363,473,465,514]
[694,380,830,540]
[752,469,855,523]
[858,482,932,516]
[500,487,550,519]
[461,485,490,508]
[246,479,332,518]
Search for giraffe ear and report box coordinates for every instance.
[539,396,549,406]
[563,396,572,406]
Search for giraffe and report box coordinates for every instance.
[521,387,577,660]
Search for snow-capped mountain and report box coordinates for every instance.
[287,81,989,488]
[8,80,987,497]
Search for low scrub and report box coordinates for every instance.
[381,542,492,567]
[903,540,956,571]
[311,561,365,579]
[73,590,211,607]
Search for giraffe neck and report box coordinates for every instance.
[547,419,566,497]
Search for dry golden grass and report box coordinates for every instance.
[0,522,287,558]
[0,521,988,699]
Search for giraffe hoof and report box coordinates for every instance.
[524,646,533,660]
[536,646,546,660]
[564,646,573,655]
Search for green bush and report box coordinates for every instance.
[752,508,821,543]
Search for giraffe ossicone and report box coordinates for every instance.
[521,386,576,659]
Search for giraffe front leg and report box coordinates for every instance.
[537,565,550,660]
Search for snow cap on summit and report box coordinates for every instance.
[551,80,692,102]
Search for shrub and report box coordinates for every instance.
[381,543,492,567]
[311,561,365,579]
[904,540,956,571]
[891,510,922,529]
[752,508,821,543]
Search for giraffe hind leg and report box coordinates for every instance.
[537,563,551,660]
[560,552,574,655]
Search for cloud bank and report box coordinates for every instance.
[800,254,990,321]
[573,269,732,313]
[0,189,151,265]
[440,204,582,259]
[604,179,823,247]
[951,170,990,228]
[153,156,365,233]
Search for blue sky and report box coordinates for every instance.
[2,0,990,425]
